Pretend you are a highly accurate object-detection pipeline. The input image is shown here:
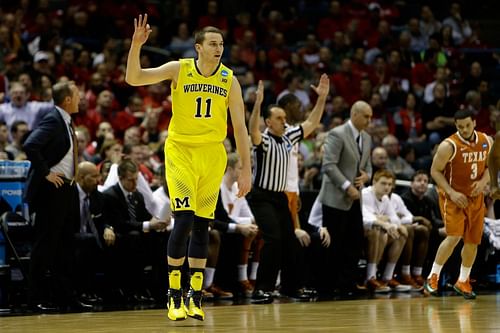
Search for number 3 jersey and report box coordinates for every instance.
[443,130,491,197]
[169,58,233,144]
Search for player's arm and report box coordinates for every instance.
[471,135,493,197]
[431,140,467,207]
[430,140,454,194]
[300,73,329,138]
[125,14,179,86]
[489,133,500,189]
[248,80,264,146]
[228,76,252,197]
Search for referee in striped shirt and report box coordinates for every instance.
[248,75,330,303]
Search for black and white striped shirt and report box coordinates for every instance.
[252,125,303,192]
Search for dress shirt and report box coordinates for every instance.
[361,186,401,229]
[50,106,74,179]
[118,181,150,232]
[389,192,413,224]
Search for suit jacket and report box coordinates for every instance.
[103,183,152,234]
[74,189,109,237]
[23,107,71,205]
[318,122,372,210]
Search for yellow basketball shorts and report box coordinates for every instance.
[165,139,227,219]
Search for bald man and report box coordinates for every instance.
[74,161,114,304]
[371,146,388,182]
[318,100,373,295]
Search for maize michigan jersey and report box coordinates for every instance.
[169,58,233,144]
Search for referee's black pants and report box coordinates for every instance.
[322,200,364,293]
[248,187,301,294]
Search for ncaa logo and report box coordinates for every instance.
[221,70,228,77]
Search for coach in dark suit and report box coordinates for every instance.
[24,81,92,312]
[318,100,373,296]
[74,161,115,304]
[102,159,168,301]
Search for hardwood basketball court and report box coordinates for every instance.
[2,293,500,332]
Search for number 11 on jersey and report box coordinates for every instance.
[194,97,212,118]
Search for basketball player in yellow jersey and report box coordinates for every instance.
[126,14,251,321]
[425,109,492,299]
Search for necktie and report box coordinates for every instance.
[356,135,362,155]
[83,195,102,248]
[69,120,79,180]
[127,193,137,223]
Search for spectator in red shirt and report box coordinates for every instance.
[393,92,425,143]
[316,1,345,44]
[332,57,361,106]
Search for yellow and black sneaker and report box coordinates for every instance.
[167,288,187,321]
[185,288,205,321]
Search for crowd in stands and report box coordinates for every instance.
[1,0,500,311]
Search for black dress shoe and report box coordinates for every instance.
[92,293,104,304]
[251,290,273,304]
[302,288,318,298]
[79,293,97,304]
[130,293,151,303]
[69,299,93,312]
[282,289,314,302]
[35,303,59,313]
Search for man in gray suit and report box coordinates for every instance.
[318,101,372,296]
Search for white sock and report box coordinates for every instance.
[401,265,411,276]
[237,264,248,281]
[458,265,472,282]
[366,263,377,281]
[275,270,281,288]
[383,262,396,281]
[412,266,423,277]
[249,262,259,280]
[429,263,443,278]
[203,267,215,289]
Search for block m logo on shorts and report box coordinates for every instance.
[175,196,191,209]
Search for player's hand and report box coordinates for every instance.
[414,216,432,230]
[150,217,168,231]
[103,227,116,246]
[319,227,331,248]
[471,178,487,197]
[132,14,152,46]
[310,73,330,98]
[448,190,468,208]
[237,170,252,198]
[386,224,399,239]
[491,186,500,200]
[354,170,369,188]
[46,172,65,188]
[346,185,360,200]
[295,228,311,247]
[255,80,264,106]
[397,225,408,238]
[236,223,258,237]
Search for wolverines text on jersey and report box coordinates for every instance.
[169,58,233,144]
